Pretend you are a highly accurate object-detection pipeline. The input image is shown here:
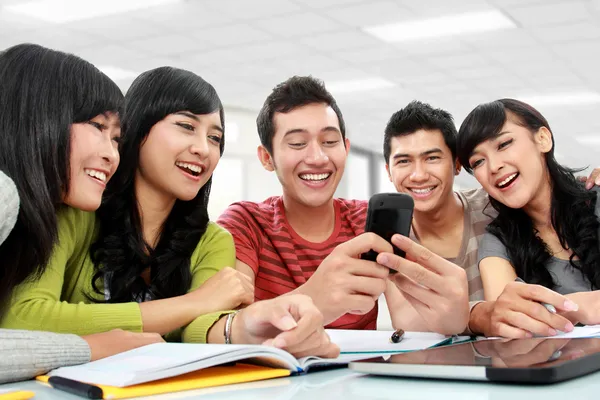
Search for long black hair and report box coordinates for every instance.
[90,67,225,303]
[457,98,600,290]
[0,43,123,310]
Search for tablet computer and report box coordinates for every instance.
[349,338,600,384]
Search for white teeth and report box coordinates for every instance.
[410,187,434,194]
[498,173,518,187]
[176,162,203,174]
[300,173,331,181]
[85,169,107,182]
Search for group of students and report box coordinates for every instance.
[1,42,599,384]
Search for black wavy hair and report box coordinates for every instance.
[457,98,600,290]
[90,67,225,303]
[0,43,122,311]
[383,100,457,164]
[256,75,346,154]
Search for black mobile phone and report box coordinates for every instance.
[361,193,414,267]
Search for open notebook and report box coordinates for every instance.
[46,330,454,387]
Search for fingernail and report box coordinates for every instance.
[378,255,388,265]
[263,339,274,347]
[586,182,593,190]
[548,328,557,336]
[525,332,533,338]
[272,337,286,348]
[279,315,297,331]
[564,300,579,311]
[565,322,575,332]
[392,234,405,244]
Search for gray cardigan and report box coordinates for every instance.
[0,171,91,383]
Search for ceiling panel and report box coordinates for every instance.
[252,12,343,37]
[323,1,415,27]
[0,0,598,171]
[506,1,592,27]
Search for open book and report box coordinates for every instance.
[47,330,453,387]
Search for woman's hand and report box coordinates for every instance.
[231,294,340,359]
[188,267,254,311]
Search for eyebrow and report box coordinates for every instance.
[283,126,341,137]
[174,111,224,133]
[392,148,443,159]
[470,132,508,156]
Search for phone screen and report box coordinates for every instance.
[362,205,413,262]
[370,208,412,251]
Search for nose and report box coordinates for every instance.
[409,161,428,182]
[487,153,504,175]
[99,135,119,166]
[304,141,329,166]
[189,133,210,159]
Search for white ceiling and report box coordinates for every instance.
[1,0,600,188]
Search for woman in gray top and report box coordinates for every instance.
[0,170,163,384]
[457,98,600,339]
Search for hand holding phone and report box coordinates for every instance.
[361,193,414,268]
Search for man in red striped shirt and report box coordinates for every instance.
[217,76,469,333]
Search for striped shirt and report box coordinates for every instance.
[410,188,493,301]
[217,196,376,330]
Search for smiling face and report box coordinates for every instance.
[467,116,553,209]
[63,113,121,211]
[259,102,349,209]
[386,129,458,214]
[136,111,223,202]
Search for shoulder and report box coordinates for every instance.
[336,198,368,213]
[219,197,280,221]
[200,222,234,245]
[478,231,509,261]
[460,188,489,209]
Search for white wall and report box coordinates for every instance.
[208,107,281,219]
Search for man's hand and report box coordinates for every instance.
[577,167,600,190]
[473,282,578,338]
[82,329,164,361]
[232,294,340,359]
[295,233,392,325]
[377,234,469,335]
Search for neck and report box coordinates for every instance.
[134,174,176,249]
[282,193,336,242]
[412,191,464,239]
[524,174,553,229]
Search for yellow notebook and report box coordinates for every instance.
[38,363,289,399]
[0,390,35,400]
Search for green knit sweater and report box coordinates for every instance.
[0,206,234,343]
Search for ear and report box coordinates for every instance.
[535,127,553,154]
[344,137,351,154]
[257,145,275,172]
[385,162,393,182]
[454,159,462,176]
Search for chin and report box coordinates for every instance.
[75,201,102,212]
[298,193,334,208]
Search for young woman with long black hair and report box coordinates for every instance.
[0,43,163,383]
[458,98,600,338]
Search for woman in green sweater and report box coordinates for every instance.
[0,44,164,382]
[1,54,338,358]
